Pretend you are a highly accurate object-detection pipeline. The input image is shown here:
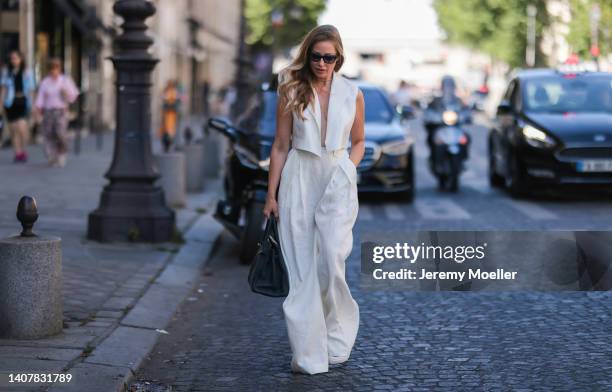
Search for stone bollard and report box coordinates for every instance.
[155,151,187,208]
[202,122,221,178]
[183,127,205,193]
[0,196,63,339]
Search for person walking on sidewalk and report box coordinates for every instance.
[158,80,182,148]
[34,57,79,167]
[0,50,36,163]
[263,24,365,375]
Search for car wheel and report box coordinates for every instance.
[488,140,504,188]
[239,200,266,264]
[505,150,528,198]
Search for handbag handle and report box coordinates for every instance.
[262,216,281,247]
[258,216,274,247]
[269,216,280,247]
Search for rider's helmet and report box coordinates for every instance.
[441,75,457,99]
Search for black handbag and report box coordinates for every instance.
[247,215,290,297]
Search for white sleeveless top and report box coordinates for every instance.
[283,71,358,157]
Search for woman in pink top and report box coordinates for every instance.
[34,57,79,167]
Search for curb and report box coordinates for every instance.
[47,205,224,391]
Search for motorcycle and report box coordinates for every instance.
[423,103,471,192]
[207,116,272,264]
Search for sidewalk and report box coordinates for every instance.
[0,131,224,391]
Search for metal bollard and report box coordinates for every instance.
[0,196,63,339]
[155,150,187,208]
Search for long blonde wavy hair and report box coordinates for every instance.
[277,25,345,120]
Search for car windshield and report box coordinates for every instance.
[362,87,395,123]
[523,75,612,113]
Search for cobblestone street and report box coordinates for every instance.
[133,229,612,391]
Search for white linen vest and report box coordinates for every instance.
[289,72,358,157]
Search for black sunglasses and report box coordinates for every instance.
[310,52,338,64]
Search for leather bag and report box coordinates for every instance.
[247,215,290,297]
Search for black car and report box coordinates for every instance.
[488,69,612,197]
[354,82,416,201]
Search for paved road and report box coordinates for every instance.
[133,114,612,391]
[356,114,612,230]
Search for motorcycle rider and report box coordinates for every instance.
[424,76,471,163]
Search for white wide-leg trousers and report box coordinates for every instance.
[277,146,360,375]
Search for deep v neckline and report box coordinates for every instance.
[313,73,334,148]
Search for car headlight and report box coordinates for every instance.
[381,139,411,156]
[442,110,458,126]
[521,125,556,148]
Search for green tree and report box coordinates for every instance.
[433,0,550,67]
[245,0,327,52]
[567,0,612,58]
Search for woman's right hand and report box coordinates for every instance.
[263,196,279,219]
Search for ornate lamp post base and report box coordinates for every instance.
[87,0,175,243]
[88,185,175,242]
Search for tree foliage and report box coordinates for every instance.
[567,0,612,58]
[433,0,550,67]
[245,0,326,51]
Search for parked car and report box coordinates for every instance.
[488,68,612,197]
[353,81,416,201]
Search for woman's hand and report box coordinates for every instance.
[263,196,279,219]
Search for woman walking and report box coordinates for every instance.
[263,24,365,375]
[0,51,36,163]
[34,58,79,167]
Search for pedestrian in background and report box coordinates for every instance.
[34,57,79,167]
[159,80,182,148]
[0,50,36,163]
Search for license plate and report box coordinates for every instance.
[577,160,612,172]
